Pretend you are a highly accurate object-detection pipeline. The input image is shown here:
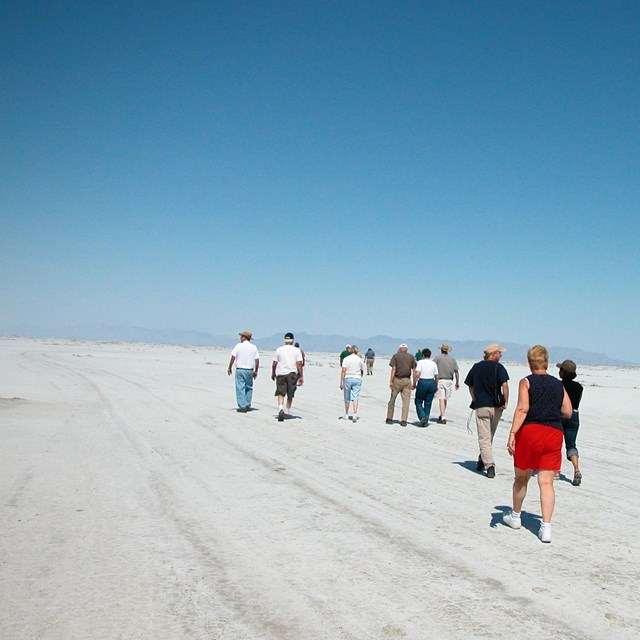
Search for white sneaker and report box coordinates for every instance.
[538,523,552,543]
[343,414,349,421]
[503,511,521,529]
[352,415,359,422]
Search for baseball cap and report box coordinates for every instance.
[399,343,408,349]
[284,332,294,340]
[556,359,577,374]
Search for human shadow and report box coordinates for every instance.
[452,460,483,475]
[491,505,542,536]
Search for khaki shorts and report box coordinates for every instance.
[436,379,453,400]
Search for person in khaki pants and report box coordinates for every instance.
[386,344,417,427]
[464,344,510,478]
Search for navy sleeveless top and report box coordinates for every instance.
[523,374,564,431]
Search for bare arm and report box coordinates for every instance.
[253,358,259,379]
[507,378,530,455]
[501,381,509,408]
[227,355,236,376]
[340,366,346,389]
[560,389,572,419]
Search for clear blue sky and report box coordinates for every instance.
[2,1,639,361]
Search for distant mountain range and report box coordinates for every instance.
[2,323,636,366]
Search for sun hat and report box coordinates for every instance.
[239,330,252,339]
[399,343,408,349]
[556,359,577,374]
[484,343,506,355]
[440,344,452,352]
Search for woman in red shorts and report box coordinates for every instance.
[502,345,572,543]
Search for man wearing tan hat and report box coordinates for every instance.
[433,344,459,424]
[464,344,510,478]
[227,331,260,412]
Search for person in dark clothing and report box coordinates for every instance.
[464,343,510,478]
[557,359,584,486]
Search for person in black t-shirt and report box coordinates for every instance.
[557,359,584,486]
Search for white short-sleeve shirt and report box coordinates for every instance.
[231,341,259,369]
[415,359,439,379]
[342,353,364,378]
[274,344,303,375]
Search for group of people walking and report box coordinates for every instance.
[228,332,584,543]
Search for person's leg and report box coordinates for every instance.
[351,379,361,418]
[400,378,412,423]
[275,376,286,418]
[512,467,532,512]
[242,369,254,407]
[235,371,245,408]
[285,373,297,412]
[476,407,495,467]
[563,414,581,476]
[489,408,503,444]
[537,470,556,523]
[387,382,400,420]
[423,379,436,420]
[343,379,351,417]
[414,379,426,421]
[439,380,452,419]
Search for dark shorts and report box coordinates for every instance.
[514,423,563,471]
[275,373,298,399]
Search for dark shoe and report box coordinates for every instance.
[385,419,393,425]
[244,406,251,412]
[476,456,485,471]
[419,418,427,427]
[278,410,285,422]
[400,421,407,427]
[236,407,247,413]
[572,471,582,486]
[486,466,496,479]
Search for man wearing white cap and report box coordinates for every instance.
[386,344,417,427]
[464,344,510,478]
[227,331,260,412]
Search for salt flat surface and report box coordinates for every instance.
[1,337,639,639]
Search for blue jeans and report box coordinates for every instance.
[235,369,254,408]
[415,378,436,422]
[562,410,580,458]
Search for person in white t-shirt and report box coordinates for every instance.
[271,332,304,421]
[227,331,260,412]
[340,345,364,422]
[412,348,440,427]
